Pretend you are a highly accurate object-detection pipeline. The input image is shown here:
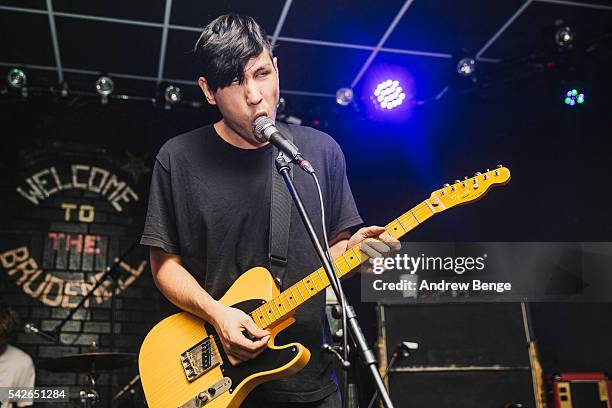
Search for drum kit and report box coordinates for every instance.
[37,349,140,407]
[32,243,143,407]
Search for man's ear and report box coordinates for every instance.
[272,56,280,93]
[198,77,216,105]
[272,56,279,79]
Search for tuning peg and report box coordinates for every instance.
[463,176,468,180]
[483,174,488,180]
[454,180,460,184]
[443,183,450,187]
[474,172,482,176]
[496,164,503,168]
[486,168,490,172]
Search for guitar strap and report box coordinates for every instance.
[268,121,293,290]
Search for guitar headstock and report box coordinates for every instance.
[426,165,511,212]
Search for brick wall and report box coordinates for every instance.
[0,138,176,407]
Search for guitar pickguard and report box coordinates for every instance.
[204,299,299,395]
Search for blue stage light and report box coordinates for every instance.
[371,79,406,110]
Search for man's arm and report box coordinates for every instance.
[149,248,270,365]
[149,248,220,322]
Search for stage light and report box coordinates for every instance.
[563,88,585,106]
[335,87,353,106]
[7,68,27,88]
[362,66,416,121]
[457,58,476,77]
[277,96,286,114]
[164,85,182,105]
[555,26,574,48]
[95,76,114,104]
[371,79,405,110]
[6,68,28,97]
[60,81,69,97]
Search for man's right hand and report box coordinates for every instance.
[210,303,271,366]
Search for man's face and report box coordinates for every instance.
[201,52,280,146]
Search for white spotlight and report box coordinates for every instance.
[7,68,27,88]
[555,26,574,48]
[335,87,353,106]
[95,76,114,104]
[277,96,286,114]
[7,68,28,97]
[457,58,476,77]
[164,85,182,105]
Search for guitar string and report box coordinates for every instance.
[239,202,433,336]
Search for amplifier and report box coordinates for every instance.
[553,372,612,408]
[377,302,540,408]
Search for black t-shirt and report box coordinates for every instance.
[140,124,363,402]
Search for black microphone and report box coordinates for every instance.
[253,116,314,174]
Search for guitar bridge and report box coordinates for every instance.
[180,336,220,382]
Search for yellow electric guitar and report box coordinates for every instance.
[139,166,511,408]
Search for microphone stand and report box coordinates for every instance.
[26,240,139,345]
[275,155,395,408]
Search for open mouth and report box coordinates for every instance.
[253,112,268,122]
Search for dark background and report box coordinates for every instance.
[1,0,612,407]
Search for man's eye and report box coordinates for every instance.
[258,71,270,77]
[231,78,239,85]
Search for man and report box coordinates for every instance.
[140,13,400,407]
[0,303,35,408]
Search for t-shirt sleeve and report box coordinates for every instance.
[140,157,180,254]
[328,143,363,239]
[15,356,35,407]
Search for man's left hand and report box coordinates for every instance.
[346,226,401,270]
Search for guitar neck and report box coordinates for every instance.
[249,199,437,329]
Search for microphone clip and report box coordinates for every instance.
[274,152,291,173]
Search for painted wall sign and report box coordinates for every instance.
[1,148,150,308]
[16,164,139,212]
[1,245,145,308]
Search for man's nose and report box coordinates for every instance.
[245,82,263,106]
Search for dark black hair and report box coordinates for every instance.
[0,302,19,339]
[194,14,273,92]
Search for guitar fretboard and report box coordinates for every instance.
[249,200,436,329]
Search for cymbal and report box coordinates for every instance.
[38,352,137,373]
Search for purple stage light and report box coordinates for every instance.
[361,65,416,122]
[371,79,406,110]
